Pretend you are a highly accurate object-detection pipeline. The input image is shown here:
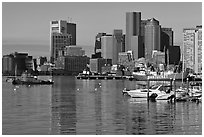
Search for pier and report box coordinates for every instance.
[76,75,128,80]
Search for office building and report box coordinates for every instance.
[50,20,76,62]
[90,58,112,74]
[195,26,202,73]
[168,46,181,65]
[101,35,113,60]
[183,26,202,73]
[2,54,15,76]
[67,23,76,45]
[50,33,72,62]
[64,46,85,56]
[161,28,174,46]
[94,33,107,54]
[125,12,144,60]
[2,52,35,76]
[56,56,90,75]
[113,29,123,64]
[145,18,161,60]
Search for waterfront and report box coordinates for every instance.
[2,76,202,135]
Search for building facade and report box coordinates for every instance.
[90,58,112,74]
[101,35,113,60]
[125,12,144,60]
[2,52,35,76]
[145,18,161,60]
[64,46,85,56]
[183,26,202,73]
[50,20,76,62]
[56,56,90,75]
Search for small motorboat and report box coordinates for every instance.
[12,71,54,85]
[123,84,174,100]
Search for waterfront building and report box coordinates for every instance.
[90,58,112,74]
[2,52,35,76]
[183,26,202,73]
[145,18,161,60]
[2,54,15,76]
[50,20,76,62]
[118,51,134,72]
[125,12,144,60]
[64,46,85,56]
[55,56,90,75]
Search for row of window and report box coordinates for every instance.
[53,36,71,39]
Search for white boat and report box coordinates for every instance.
[123,85,174,100]
[189,85,202,97]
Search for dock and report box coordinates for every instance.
[76,75,128,80]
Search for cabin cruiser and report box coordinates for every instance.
[123,84,175,100]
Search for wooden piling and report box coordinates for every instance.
[147,78,150,100]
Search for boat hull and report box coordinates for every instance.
[12,79,54,85]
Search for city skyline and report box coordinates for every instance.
[2,2,202,57]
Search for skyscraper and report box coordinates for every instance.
[67,23,76,45]
[50,20,76,62]
[113,29,123,64]
[183,26,202,73]
[161,28,174,46]
[125,12,143,60]
[145,18,161,60]
[101,35,113,61]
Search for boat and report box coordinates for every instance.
[123,84,175,100]
[12,71,54,85]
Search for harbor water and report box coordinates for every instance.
[2,76,202,135]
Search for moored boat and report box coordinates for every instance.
[123,84,174,100]
[12,71,53,85]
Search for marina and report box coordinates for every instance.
[2,76,202,134]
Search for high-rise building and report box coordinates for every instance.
[125,12,144,60]
[161,28,174,46]
[67,23,76,45]
[113,29,123,64]
[183,26,202,73]
[94,33,107,54]
[168,46,181,65]
[50,20,76,62]
[101,35,113,60]
[145,18,161,60]
[195,26,202,73]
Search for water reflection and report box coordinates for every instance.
[3,76,201,135]
[51,76,76,134]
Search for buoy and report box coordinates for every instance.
[77,88,80,91]
[95,88,97,91]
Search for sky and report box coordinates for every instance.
[2,2,202,58]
